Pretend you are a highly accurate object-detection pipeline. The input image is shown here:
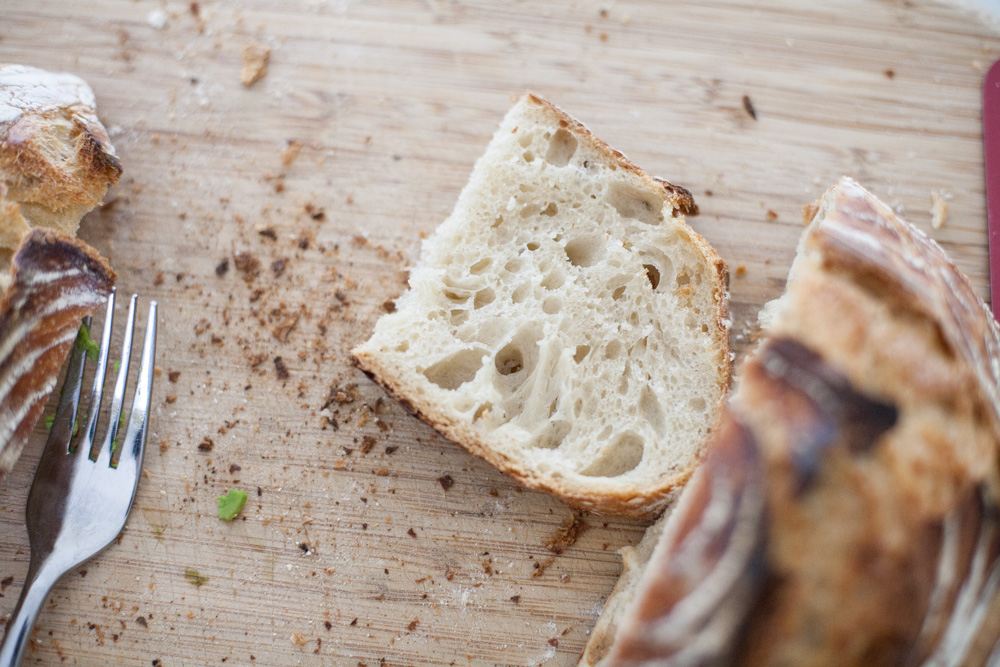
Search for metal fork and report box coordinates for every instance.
[0,291,157,667]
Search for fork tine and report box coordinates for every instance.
[93,294,137,466]
[112,301,157,474]
[77,290,116,456]
[44,317,89,456]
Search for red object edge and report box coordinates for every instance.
[984,59,1000,319]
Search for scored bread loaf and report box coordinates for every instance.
[601,177,1000,665]
[0,66,121,483]
[353,94,730,518]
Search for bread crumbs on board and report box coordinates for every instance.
[241,42,270,87]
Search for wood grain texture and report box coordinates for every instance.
[0,1,996,665]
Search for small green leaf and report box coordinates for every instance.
[217,489,248,521]
[73,419,79,438]
[44,414,55,430]
[75,323,100,362]
[184,568,209,587]
[112,359,121,373]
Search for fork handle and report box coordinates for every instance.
[0,563,60,667]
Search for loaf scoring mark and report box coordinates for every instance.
[609,413,767,663]
[0,229,115,484]
[758,337,898,493]
[914,485,1000,665]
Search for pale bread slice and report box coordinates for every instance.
[353,94,730,518]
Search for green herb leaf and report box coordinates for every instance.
[217,489,248,521]
[184,568,209,587]
[112,359,121,373]
[44,414,55,430]
[75,323,100,362]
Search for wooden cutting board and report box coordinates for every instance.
[0,1,997,664]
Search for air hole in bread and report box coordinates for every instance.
[474,288,495,309]
[606,182,663,225]
[511,283,530,304]
[517,132,533,148]
[504,257,525,273]
[423,348,487,390]
[545,129,578,167]
[580,433,644,477]
[450,309,470,326]
[565,235,605,267]
[521,204,540,218]
[643,264,660,289]
[534,420,570,449]
[604,340,623,359]
[541,271,565,290]
[470,258,492,274]
[639,386,665,435]
[573,398,584,417]
[523,151,535,163]
[676,270,691,287]
[548,398,559,417]
[688,396,706,413]
[541,202,558,217]
[495,343,525,375]
[612,286,626,301]
[443,289,469,303]
[526,241,541,251]
[492,215,504,228]
[542,297,562,314]
[573,345,590,363]
[395,341,409,353]
[473,403,492,422]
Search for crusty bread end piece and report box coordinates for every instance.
[354,94,730,518]
[0,64,121,275]
[604,177,1000,666]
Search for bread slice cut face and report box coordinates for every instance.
[353,94,730,518]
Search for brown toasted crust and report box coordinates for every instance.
[606,178,1000,665]
[0,229,115,483]
[355,350,694,518]
[524,93,700,217]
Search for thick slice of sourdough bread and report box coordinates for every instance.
[598,177,1000,666]
[353,94,730,518]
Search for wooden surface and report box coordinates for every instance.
[0,1,998,665]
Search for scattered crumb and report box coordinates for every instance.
[742,94,757,120]
[215,259,229,277]
[510,595,520,604]
[531,557,555,579]
[437,474,454,491]
[765,209,778,221]
[274,357,290,380]
[241,42,271,87]
[548,638,559,648]
[544,514,588,555]
[407,620,419,632]
[931,190,949,229]
[168,371,181,383]
[198,437,214,452]
[281,141,303,167]
[884,68,895,79]
[734,265,747,277]
[290,632,308,647]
